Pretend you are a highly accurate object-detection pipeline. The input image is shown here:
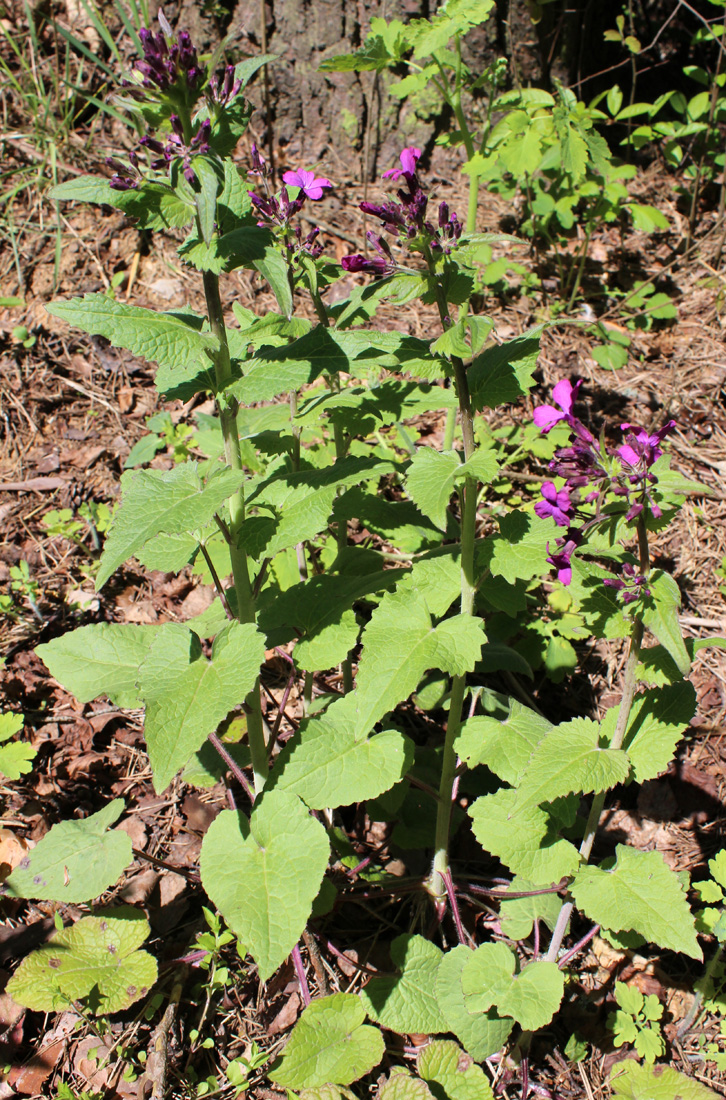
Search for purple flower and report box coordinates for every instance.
[618,420,676,472]
[546,534,580,586]
[535,482,572,526]
[341,254,393,275]
[282,169,332,201]
[533,379,581,432]
[383,146,421,181]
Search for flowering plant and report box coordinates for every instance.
[6,11,719,1097]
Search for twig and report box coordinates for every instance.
[303,928,330,996]
[292,943,311,1006]
[140,968,187,1099]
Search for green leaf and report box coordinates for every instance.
[242,457,394,560]
[628,203,670,233]
[4,801,131,903]
[515,716,630,809]
[0,713,35,779]
[601,681,697,782]
[45,295,216,399]
[37,623,159,707]
[641,571,690,676]
[200,792,330,981]
[436,946,513,1061]
[269,992,383,1088]
[418,1039,494,1100]
[379,1070,434,1099]
[571,845,701,959]
[456,701,552,785]
[270,717,414,809]
[610,1060,717,1100]
[469,333,541,410]
[97,463,244,588]
[194,157,221,246]
[360,934,448,1035]
[6,909,157,1014]
[461,943,564,1030]
[406,448,462,531]
[340,585,484,740]
[499,877,565,940]
[469,788,581,883]
[137,621,265,792]
[490,511,557,583]
[50,177,195,229]
[257,569,403,671]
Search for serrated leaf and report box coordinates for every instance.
[342,585,484,739]
[269,992,383,1088]
[601,681,697,782]
[360,934,447,1035]
[379,1070,434,1099]
[469,788,581,882]
[456,701,552,785]
[406,448,462,531]
[490,511,557,583]
[200,792,329,981]
[6,909,156,1014]
[469,334,541,410]
[461,943,564,1030]
[257,569,403,671]
[4,801,131,903]
[429,614,487,676]
[610,1060,717,1100]
[97,463,244,588]
[298,1088,357,1100]
[0,714,35,779]
[641,571,690,676]
[516,716,631,809]
[37,623,158,707]
[270,716,413,809]
[571,845,701,959]
[436,946,513,1061]
[418,1039,494,1100]
[46,295,216,399]
[137,621,264,792]
[242,457,394,560]
[0,740,36,780]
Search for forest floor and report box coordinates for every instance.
[2,27,726,1100]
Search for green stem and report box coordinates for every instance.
[545,517,650,961]
[677,940,725,1039]
[425,253,478,900]
[202,270,267,796]
[566,215,594,311]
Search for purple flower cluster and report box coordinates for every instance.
[341,146,462,276]
[247,157,332,260]
[128,11,203,102]
[532,378,676,592]
[603,562,651,604]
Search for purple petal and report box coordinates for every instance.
[618,444,640,467]
[533,405,565,432]
[552,378,577,414]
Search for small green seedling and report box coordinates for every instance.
[607,981,665,1063]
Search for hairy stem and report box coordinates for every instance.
[203,269,267,796]
[427,261,478,899]
[545,517,650,962]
